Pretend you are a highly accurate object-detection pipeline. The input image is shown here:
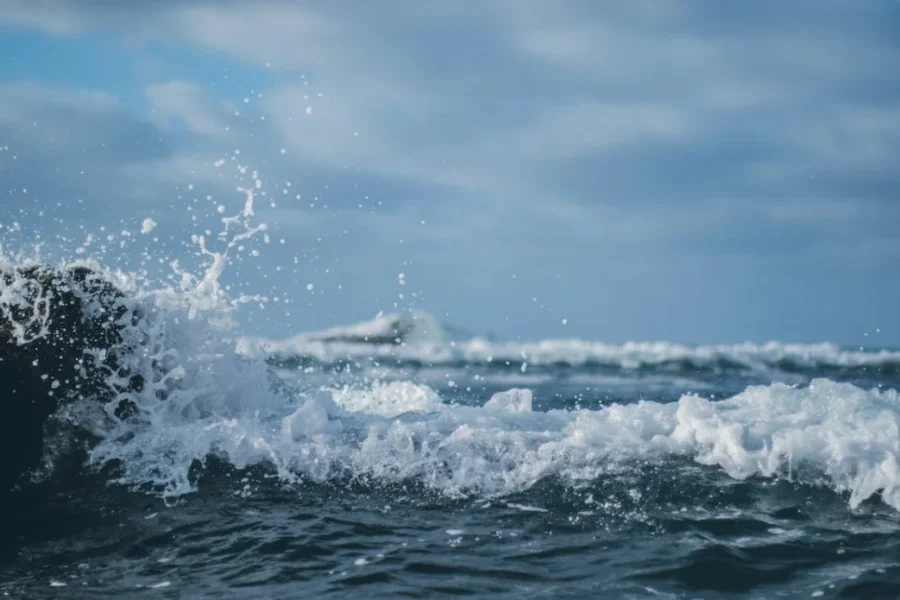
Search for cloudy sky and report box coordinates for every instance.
[1,1,898,345]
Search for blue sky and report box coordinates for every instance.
[1,0,899,345]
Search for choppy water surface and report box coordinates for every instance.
[2,208,899,598]
[3,352,900,599]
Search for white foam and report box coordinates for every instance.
[330,381,442,417]
[81,354,900,510]
[507,503,548,513]
[483,389,533,413]
[241,323,900,373]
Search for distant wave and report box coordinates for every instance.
[288,310,444,345]
[238,312,900,378]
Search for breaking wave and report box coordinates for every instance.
[84,371,900,510]
[2,177,900,515]
[239,314,900,379]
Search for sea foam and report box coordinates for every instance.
[85,367,900,511]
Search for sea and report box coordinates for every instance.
[2,198,900,599]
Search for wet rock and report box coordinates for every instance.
[0,264,141,492]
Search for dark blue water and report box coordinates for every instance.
[3,350,900,599]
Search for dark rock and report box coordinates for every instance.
[0,264,141,492]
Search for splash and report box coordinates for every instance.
[1,167,280,494]
[3,171,900,511]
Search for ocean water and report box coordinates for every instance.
[2,195,900,598]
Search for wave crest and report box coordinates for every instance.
[241,316,900,380]
[83,372,900,511]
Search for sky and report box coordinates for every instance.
[1,0,899,346]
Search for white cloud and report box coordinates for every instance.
[508,102,689,159]
[0,0,91,33]
[146,81,236,141]
[172,4,333,71]
[793,106,900,168]
[0,82,122,152]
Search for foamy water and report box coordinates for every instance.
[80,371,900,510]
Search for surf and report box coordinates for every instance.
[2,175,900,514]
